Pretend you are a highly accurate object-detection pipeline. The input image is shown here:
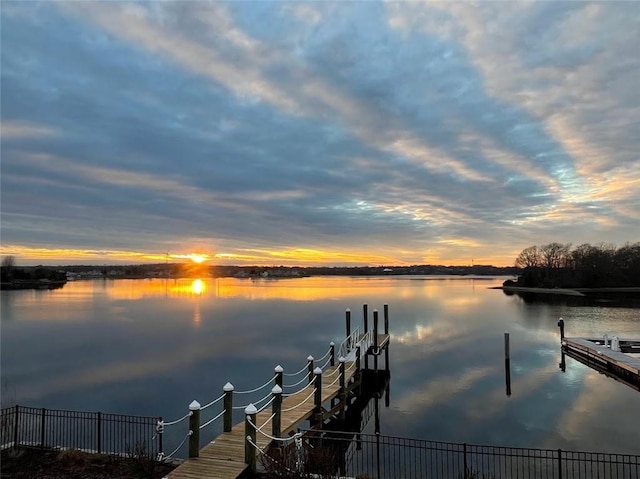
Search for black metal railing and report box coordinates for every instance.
[294,430,640,479]
[0,405,162,457]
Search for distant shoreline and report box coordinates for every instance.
[494,286,640,297]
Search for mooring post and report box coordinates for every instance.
[363,304,369,334]
[384,304,389,335]
[274,365,283,388]
[223,383,234,432]
[188,400,201,458]
[345,308,351,343]
[271,385,282,439]
[330,342,335,367]
[558,318,565,340]
[504,332,511,397]
[373,309,379,371]
[307,355,315,384]
[339,357,346,421]
[244,404,257,471]
[313,367,323,429]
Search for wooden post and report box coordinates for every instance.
[504,332,511,397]
[373,309,379,371]
[188,400,201,458]
[274,365,283,388]
[355,345,361,376]
[363,304,369,334]
[384,304,389,335]
[339,357,346,421]
[345,308,351,343]
[271,385,282,439]
[330,342,335,367]
[244,404,257,471]
[313,367,323,429]
[558,318,565,340]
[223,383,234,432]
[307,355,315,384]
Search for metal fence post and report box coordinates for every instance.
[188,401,201,458]
[223,383,234,433]
[244,404,257,471]
[40,408,46,448]
[157,416,163,455]
[13,405,19,449]
[96,411,101,453]
[463,443,468,477]
[558,448,563,479]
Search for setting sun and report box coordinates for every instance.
[189,254,208,264]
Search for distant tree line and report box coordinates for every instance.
[512,242,640,288]
[1,256,67,285]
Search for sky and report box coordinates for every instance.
[1,1,639,267]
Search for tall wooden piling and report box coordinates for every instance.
[307,355,315,384]
[244,404,257,471]
[313,367,323,429]
[345,308,351,342]
[330,342,335,367]
[339,357,346,421]
[558,318,565,340]
[373,309,379,371]
[504,332,511,397]
[364,304,369,370]
[223,383,234,432]
[384,304,390,371]
[271,385,282,438]
[274,365,283,388]
[188,400,201,458]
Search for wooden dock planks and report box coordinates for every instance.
[563,337,640,376]
[166,359,361,479]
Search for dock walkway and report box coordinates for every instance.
[164,306,391,479]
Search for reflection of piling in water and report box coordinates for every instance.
[504,331,511,397]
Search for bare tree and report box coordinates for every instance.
[540,243,571,269]
[515,246,541,268]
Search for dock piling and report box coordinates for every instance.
[373,309,379,371]
[345,308,351,343]
[244,404,257,471]
[274,365,283,388]
[307,355,315,384]
[363,304,369,334]
[504,332,511,397]
[313,367,323,429]
[558,318,565,340]
[188,400,201,458]
[223,383,234,432]
[330,342,335,367]
[339,357,346,421]
[271,385,282,439]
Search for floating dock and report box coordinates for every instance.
[558,319,640,391]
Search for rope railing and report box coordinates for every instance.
[256,396,274,414]
[253,389,275,407]
[256,412,276,433]
[201,393,225,410]
[246,417,303,443]
[316,347,332,363]
[281,388,316,412]
[199,409,226,430]
[235,374,277,395]
[282,362,308,377]
[282,378,314,397]
[320,355,332,370]
[283,373,309,389]
[161,430,192,460]
[159,411,192,429]
[326,372,341,388]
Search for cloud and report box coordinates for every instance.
[1,1,638,265]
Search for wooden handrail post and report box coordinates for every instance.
[313,367,323,429]
[330,342,335,367]
[558,318,565,340]
[307,355,315,384]
[271,385,282,439]
[363,304,369,333]
[223,383,234,432]
[244,404,257,471]
[339,357,346,421]
[384,304,389,335]
[188,400,201,458]
[345,308,351,342]
[274,365,283,389]
[373,309,379,371]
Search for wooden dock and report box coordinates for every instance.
[165,306,391,479]
[558,318,640,391]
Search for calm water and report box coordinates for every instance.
[1,276,639,456]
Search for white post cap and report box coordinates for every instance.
[330,341,335,346]
[245,403,257,415]
[272,385,283,394]
[373,309,378,313]
[223,382,234,392]
[314,367,322,375]
[274,365,284,373]
[346,308,351,312]
[339,356,346,363]
[189,400,201,410]
[307,355,314,361]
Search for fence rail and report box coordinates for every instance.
[294,431,640,479]
[1,405,162,457]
